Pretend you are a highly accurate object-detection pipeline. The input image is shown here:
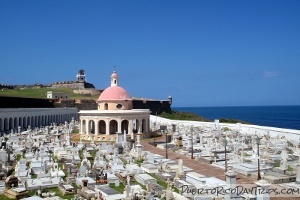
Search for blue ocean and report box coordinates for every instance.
[173,106,300,130]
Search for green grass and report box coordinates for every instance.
[28,190,36,196]
[222,127,231,131]
[0,194,15,200]
[159,110,251,125]
[90,151,97,159]
[149,173,167,188]
[135,159,144,167]
[109,182,125,193]
[148,173,179,193]
[26,188,75,200]
[134,182,147,190]
[159,111,210,122]
[16,154,22,161]
[79,150,83,160]
[274,162,280,167]
[219,118,251,124]
[288,165,294,171]
[72,129,80,134]
[89,150,97,165]
[0,88,98,100]
[47,188,75,200]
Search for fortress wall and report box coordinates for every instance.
[54,99,97,110]
[73,89,102,96]
[76,99,98,110]
[132,99,172,115]
[52,82,86,89]
[83,82,95,88]
[51,81,95,89]
[0,84,14,90]
[0,96,54,108]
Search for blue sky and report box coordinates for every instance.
[0,0,299,107]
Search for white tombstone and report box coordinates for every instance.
[116,132,123,144]
[115,179,120,187]
[280,150,288,170]
[137,135,141,144]
[125,184,130,198]
[187,137,192,149]
[148,152,154,164]
[199,134,203,146]
[296,160,300,184]
[136,144,143,160]
[178,159,184,175]
[102,142,108,150]
[123,130,127,141]
[255,177,270,200]
[131,132,134,140]
[107,145,113,154]
[79,165,87,177]
[165,178,174,200]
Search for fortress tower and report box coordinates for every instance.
[76,69,86,82]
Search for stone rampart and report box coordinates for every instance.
[73,89,102,96]
[132,99,171,115]
[54,99,97,110]
[51,81,95,89]
[0,96,54,108]
[0,84,14,90]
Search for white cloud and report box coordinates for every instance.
[262,71,280,78]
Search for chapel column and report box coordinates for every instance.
[85,119,89,135]
[117,118,122,133]
[129,119,133,135]
[145,118,149,133]
[15,117,19,130]
[105,118,110,135]
[138,118,142,133]
[94,118,99,135]
[80,119,84,134]
[0,118,3,132]
[11,117,14,132]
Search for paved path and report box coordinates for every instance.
[140,138,253,184]
[70,134,300,199]
[140,137,300,200]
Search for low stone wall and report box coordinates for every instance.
[150,115,300,142]
[73,89,102,96]
[54,99,97,110]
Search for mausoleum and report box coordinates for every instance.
[78,71,150,141]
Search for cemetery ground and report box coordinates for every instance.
[67,133,300,199]
[3,123,300,200]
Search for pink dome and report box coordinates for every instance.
[111,71,118,78]
[98,86,131,101]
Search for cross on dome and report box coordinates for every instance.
[98,70,131,102]
[111,70,119,86]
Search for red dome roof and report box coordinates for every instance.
[98,86,131,101]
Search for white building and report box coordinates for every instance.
[0,108,77,133]
[79,71,150,141]
[46,91,70,100]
